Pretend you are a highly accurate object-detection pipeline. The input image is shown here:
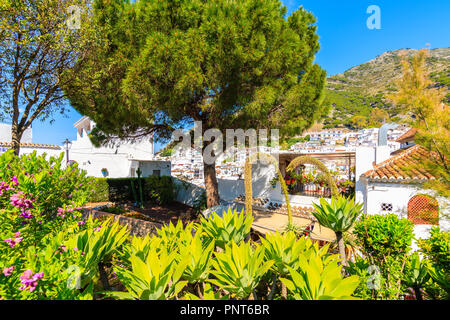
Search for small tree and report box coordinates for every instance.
[0,0,94,155]
[312,195,363,266]
[388,49,450,197]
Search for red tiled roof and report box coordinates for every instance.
[396,128,417,143]
[0,142,61,149]
[362,145,436,182]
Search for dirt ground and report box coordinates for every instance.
[84,201,197,225]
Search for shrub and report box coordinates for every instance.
[88,178,109,202]
[145,176,174,205]
[105,176,175,205]
[353,214,414,260]
[352,214,414,299]
[417,227,450,271]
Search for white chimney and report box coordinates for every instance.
[375,145,391,165]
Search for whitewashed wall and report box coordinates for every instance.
[137,161,171,177]
[18,147,63,158]
[362,179,450,249]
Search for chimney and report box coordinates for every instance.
[375,145,391,165]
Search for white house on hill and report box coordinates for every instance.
[69,116,171,178]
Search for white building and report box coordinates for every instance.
[0,123,62,157]
[69,116,171,178]
[355,129,449,247]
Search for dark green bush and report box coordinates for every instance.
[88,178,109,202]
[106,178,139,202]
[145,176,174,205]
[104,176,175,205]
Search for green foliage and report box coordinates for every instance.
[157,220,195,253]
[417,227,450,270]
[312,196,363,233]
[145,176,175,206]
[178,230,215,285]
[88,178,109,202]
[0,0,95,154]
[261,232,331,276]
[64,0,328,207]
[402,253,431,294]
[352,214,414,299]
[199,208,253,250]
[209,242,273,300]
[354,214,414,259]
[280,252,359,300]
[105,176,175,205]
[108,242,188,300]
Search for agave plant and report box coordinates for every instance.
[178,227,215,286]
[209,241,273,299]
[280,253,360,300]
[64,217,129,288]
[403,253,431,300]
[182,283,229,300]
[157,220,195,252]
[199,207,253,250]
[262,232,334,299]
[312,195,363,265]
[108,243,189,300]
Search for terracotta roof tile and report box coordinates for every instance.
[0,142,61,150]
[396,128,417,143]
[362,145,437,182]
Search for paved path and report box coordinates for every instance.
[252,209,336,242]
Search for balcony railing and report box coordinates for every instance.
[287,183,354,198]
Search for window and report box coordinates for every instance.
[408,195,439,225]
[153,170,161,177]
[381,203,393,212]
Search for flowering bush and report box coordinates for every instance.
[0,150,103,299]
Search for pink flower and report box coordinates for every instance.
[3,266,14,277]
[10,191,33,209]
[77,221,85,226]
[94,226,102,232]
[4,234,23,248]
[10,176,19,186]
[74,247,78,251]
[19,210,33,219]
[19,270,43,292]
[0,181,11,195]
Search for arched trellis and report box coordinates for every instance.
[285,156,339,198]
[244,152,293,225]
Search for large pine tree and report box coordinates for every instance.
[64,0,328,207]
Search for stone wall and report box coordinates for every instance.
[82,209,163,238]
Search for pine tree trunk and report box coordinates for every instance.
[336,231,347,266]
[203,161,220,208]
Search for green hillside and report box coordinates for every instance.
[322,48,450,129]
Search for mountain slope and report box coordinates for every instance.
[321,48,450,129]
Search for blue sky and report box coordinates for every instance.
[30,0,450,151]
